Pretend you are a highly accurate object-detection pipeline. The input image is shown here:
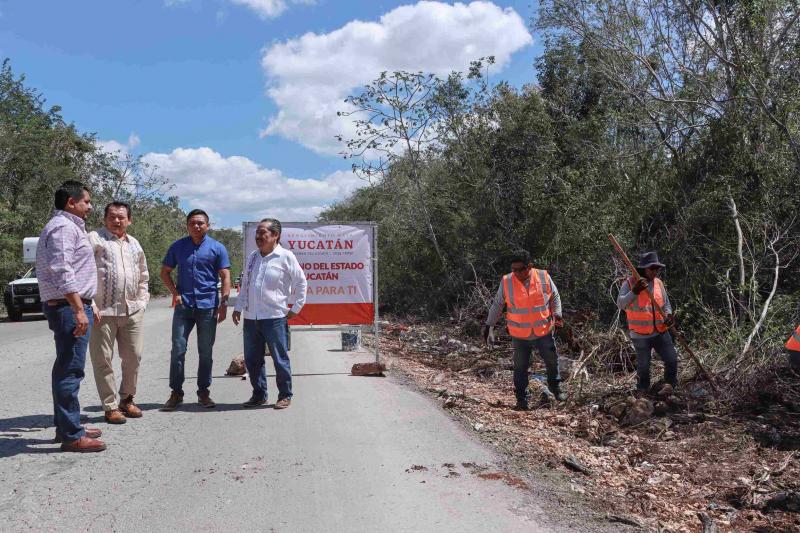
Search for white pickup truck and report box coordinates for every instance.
[3,238,40,321]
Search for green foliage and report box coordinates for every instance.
[0,59,96,286]
[327,0,800,362]
[122,197,186,295]
[0,59,188,307]
[209,228,243,279]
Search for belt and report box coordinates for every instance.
[47,298,93,307]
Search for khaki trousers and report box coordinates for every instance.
[89,309,144,411]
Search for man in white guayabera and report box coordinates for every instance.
[232,218,307,410]
[88,201,149,425]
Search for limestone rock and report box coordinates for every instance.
[225,356,246,376]
[623,398,654,426]
[351,362,386,376]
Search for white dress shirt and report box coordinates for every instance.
[234,244,307,320]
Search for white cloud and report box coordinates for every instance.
[141,147,363,225]
[165,0,312,18]
[229,0,287,18]
[229,0,315,19]
[260,1,533,155]
[97,133,141,156]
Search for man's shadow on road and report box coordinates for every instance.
[0,414,58,457]
[0,412,115,458]
[0,314,46,323]
[83,403,276,413]
[0,398,283,457]
[179,403,277,412]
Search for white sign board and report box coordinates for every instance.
[243,222,376,325]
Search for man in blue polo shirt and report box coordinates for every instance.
[159,209,231,410]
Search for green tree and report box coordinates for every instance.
[0,59,99,290]
[0,59,189,310]
[326,0,800,365]
[209,228,243,280]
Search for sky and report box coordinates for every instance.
[0,0,542,228]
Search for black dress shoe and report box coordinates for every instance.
[242,395,267,408]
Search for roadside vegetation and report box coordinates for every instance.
[326,1,800,530]
[0,59,241,313]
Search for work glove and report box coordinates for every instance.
[664,314,676,328]
[554,315,564,328]
[633,278,649,294]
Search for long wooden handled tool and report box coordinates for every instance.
[608,234,718,395]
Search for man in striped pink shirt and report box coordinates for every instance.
[36,180,106,453]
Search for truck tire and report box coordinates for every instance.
[7,303,22,321]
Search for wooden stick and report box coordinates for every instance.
[608,234,719,395]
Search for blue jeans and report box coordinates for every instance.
[512,334,561,404]
[788,349,800,371]
[170,304,217,394]
[43,302,94,442]
[632,331,678,390]
[243,318,292,401]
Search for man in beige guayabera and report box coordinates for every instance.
[88,201,149,425]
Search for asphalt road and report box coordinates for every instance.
[0,297,597,532]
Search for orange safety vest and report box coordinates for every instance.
[625,276,668,335]
[502,269,553,339]
[787,325,800,352]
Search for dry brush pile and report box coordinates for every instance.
[372,313,800,532]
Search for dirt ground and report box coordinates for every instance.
[373,318,800,532]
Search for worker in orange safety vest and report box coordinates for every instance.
[616,251,678,393]
[482,250,565,410]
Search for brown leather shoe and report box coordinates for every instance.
[119,396,143,418]
[104,409,127,424]
[162,391,184,411]
[61,436,107,453]
[54,427,102,443]
[197,390,216,408]
[274,398,291,410]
